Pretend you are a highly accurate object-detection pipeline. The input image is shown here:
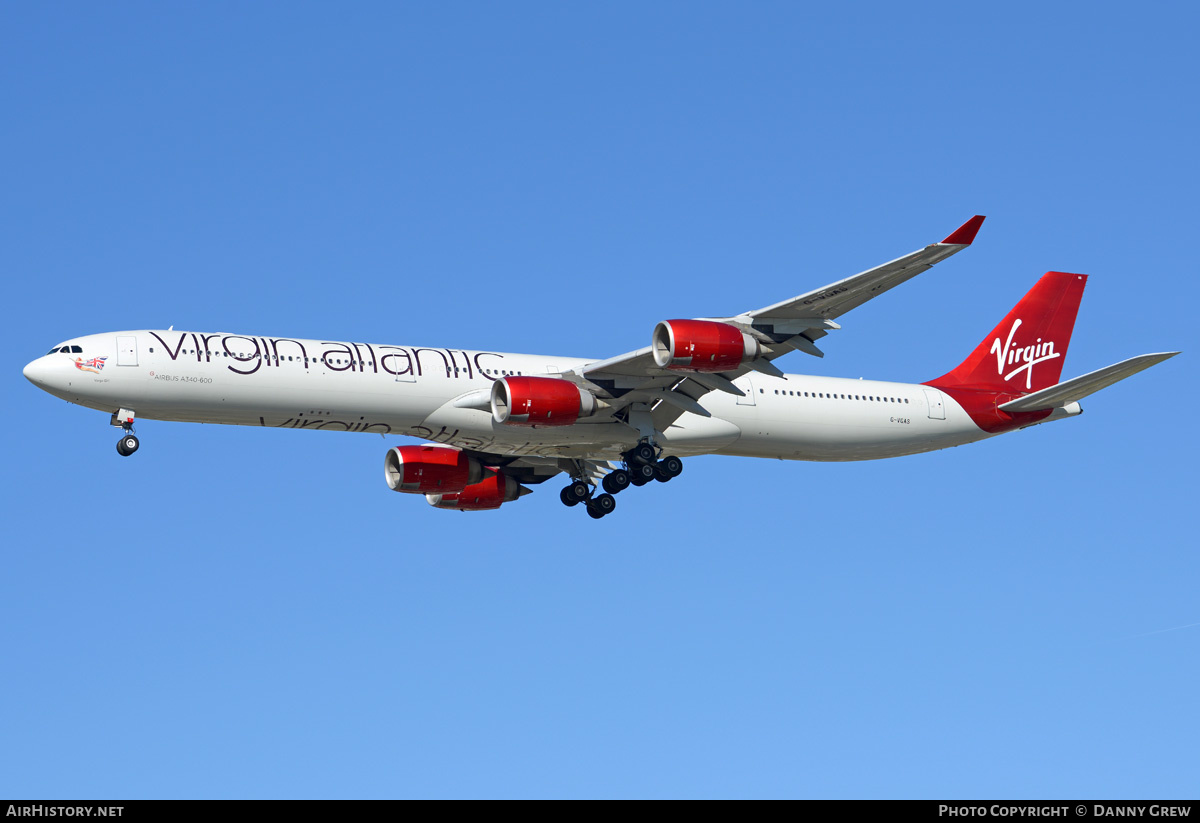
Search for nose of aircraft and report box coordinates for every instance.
[23,357,54,389]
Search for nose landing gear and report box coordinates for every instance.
[116,433,140,456]
[111,408,139,457]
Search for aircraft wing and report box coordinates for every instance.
[568,215,986,423]
[740,214,987,331]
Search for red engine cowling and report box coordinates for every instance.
[652,319,760,372]
[427,474,523,511]
[491,376,597,427]
[384,445,484,494]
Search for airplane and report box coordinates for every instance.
[22,216,1179,519]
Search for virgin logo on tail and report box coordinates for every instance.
[991,319,1060,390]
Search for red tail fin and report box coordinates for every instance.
[927,272,1088,393]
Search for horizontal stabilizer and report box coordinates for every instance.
[998,352,1179,412]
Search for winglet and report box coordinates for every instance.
[941,215,986,245]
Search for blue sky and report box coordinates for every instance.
[2,2,1197,799]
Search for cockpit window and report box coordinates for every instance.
[71,345,82,353]
[46,345,84,355]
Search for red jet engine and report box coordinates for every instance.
[427,474,523,511]
[491,376,598,427]
[384,445,485,494]
[652,319,761,372]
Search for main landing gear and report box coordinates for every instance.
[559,480,617,520]
[623,442,683,485]
[111,408,139,457]
[558,442,685,520]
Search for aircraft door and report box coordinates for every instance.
[923,387,945,420]
[116,335,138,366]
[736,375,756,405]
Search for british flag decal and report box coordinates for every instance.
[74,356,107,374]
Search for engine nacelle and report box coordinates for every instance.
[384,445,484,494]
[491,376,597,427]
[427,474,522,511]
[652,319,760,372]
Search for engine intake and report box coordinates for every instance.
[652,319,760,372]
[491,376,597,427]
[384,445,484,494]
[427,474,523,511]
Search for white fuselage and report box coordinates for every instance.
[23,330,1075,463]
